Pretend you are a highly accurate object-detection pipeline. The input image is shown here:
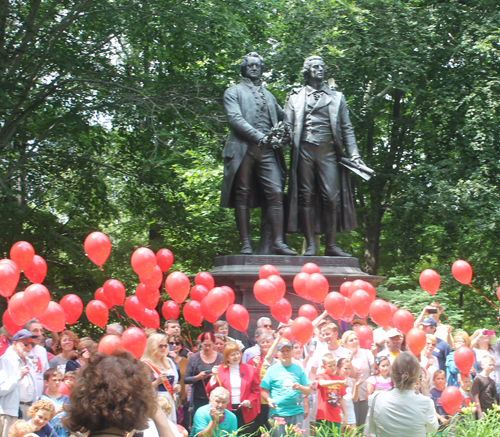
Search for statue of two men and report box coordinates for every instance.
[220,53,367,257]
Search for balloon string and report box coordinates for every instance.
[468,284,500,310]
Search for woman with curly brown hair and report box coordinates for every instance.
[63,351,175,437]
[27,400,55,437]
[49,330,80,375]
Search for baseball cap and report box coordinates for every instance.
[422,318,437,327]
[386,328,403,338]
[277,342,293,351]
[12,329,38,342]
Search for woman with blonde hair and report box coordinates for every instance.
[205,343,261,434]
[142,333,181,422]
[27,400,55,437]
[445,331,478,387]
[368,352,438,437]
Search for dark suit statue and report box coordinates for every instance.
[220,52,296,256]
[285,56,363,256]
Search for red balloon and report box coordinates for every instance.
[84,232,111,268]
[124,296,145,321]
[306,273,329,303]
[293,272,310,299]
[183,301,203,326]
[302,263,321,274]
[136,284,160,310]
[392,309,415,334]
[205,288,230,318]
[98,335,123,355]
[497,286,500,302]
[86,300,109,328]
[156,249,174,273]
[270,298,292,324]
[59,294,83,325]
[200,297,218,323]
[190,284,209,302]
[10,241,35,270]
[406,328,427,356]
[341,297,355,322]
[454,346,475,375]
[166,272,191,303]
[324,292,346,320]
[0,263,20,298]
[282,326,294,341]
[259,264,280,279]
[2,310,23,335]
[24,255,47,284]
[298,304,318,321]
[349,280,375,300]
[452,260,473,285]
[8,292,31,326]
[357,325,374,349]
[23,284,50,317]
[38,301,66,332]
[441,386,463,415]
[369,300,391,328]
[121,327,147,358]
[267,275,286,297]
[291,316,313,345]
[162,301,180,320]
[194,272,215,290]
[350,290,372,319]
[226,304,249,332]
[95,287,113,309]
[131,247,157,279]
[388,303,399,328]
[140,265,163,291]
[58,381,70,396]
[419,269,440,295]
[340,281,352,297]
[141,308,160,329]
[221,286,235,307]
[103,279,126,306]
[0,259,19,270]
[254,279,280,306]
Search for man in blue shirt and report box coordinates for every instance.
[260,342,311,435]
[191,387,237,437]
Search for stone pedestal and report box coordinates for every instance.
[210,255,385,344]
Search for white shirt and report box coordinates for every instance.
[310,344,349,369]
[229,364,241,405]
[26,345,49,398]
[368,388,438,437]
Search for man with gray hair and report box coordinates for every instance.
[191,387,237,437]
[106,323,123,336]
[284,55,366,257]
[242,327,271,363]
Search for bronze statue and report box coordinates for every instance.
[220,52,297,256]
[285,55,370,256]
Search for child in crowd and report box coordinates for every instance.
[62,371,75,394]
[337,358,362,436]
[40,369,70,437]
[315,353,347,433]
[472,355,498,419]
[366,357,392,396]
[457,373,476,414]
[8,420,36,437]
[27,400,56,437]
[430,370,449,429]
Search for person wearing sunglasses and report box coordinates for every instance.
[65,339,97,373]
[184,332,223,414]
[0,329,38,433]
[142,334,181,423]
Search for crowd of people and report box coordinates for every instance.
[1,301,500,437]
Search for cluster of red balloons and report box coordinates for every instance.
[97,327,148,358]
[1,242,69,335]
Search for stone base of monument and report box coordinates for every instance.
[209,255,385,345]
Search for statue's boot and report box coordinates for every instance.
[235,207,253,254]
[254,204,274,255]
[300,207,317,256]
[324,210,352,257]
[269,206,297,256]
